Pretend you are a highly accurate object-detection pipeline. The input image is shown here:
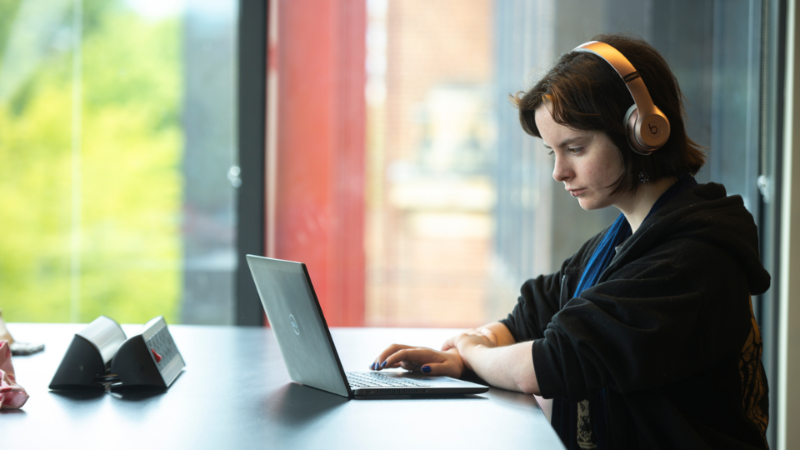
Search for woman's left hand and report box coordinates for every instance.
[441,328,499,353]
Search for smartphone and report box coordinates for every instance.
[10,341,45,356]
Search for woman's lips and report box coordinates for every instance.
[569,188,586,197]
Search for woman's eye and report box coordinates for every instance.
[568,147,583,154]
[547,150,555,157]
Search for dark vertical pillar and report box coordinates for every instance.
[235,0,267,326]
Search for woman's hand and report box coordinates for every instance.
[441,328,499,353]
[370,344,465,378]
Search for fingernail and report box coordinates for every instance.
[380,361,387,368]
[370,362,376,370]
[422,365,431,374]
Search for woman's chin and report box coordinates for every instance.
[577,198,609,211]
[577,199,597,211]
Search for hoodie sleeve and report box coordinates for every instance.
[499,272,564,343]
[500,232,602,343]
[532,239,756,402]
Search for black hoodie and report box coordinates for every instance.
[501,183,771,449]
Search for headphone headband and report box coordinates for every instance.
[572,41,670,154]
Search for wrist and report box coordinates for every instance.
[442,347,464,371]
[455,341,481,372]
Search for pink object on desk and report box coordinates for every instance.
[0,340,29,409]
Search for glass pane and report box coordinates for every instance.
[0,0,238,324]
[366,0,503,327]
[364,0,762,327]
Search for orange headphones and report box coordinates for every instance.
[573,41,671,155]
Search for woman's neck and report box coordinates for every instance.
[617,177,678,233]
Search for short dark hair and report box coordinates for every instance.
[511,33,705,195]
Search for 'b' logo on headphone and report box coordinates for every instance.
[648,122,659,135]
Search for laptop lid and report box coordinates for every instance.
[246,255,351,397]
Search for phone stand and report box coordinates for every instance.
[49,316,127,390]
[110,316,185,390]
[49,316,185,391]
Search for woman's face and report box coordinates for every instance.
[534,104,627,211]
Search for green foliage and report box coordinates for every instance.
[0,0,22,53]
[0,4,182,324]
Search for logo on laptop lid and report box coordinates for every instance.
[289,314,300,335]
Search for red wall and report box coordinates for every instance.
[268,0,366,326]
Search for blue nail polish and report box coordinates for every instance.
[422,366,431,374]
[370,362,376,370]
[380,361,387,368]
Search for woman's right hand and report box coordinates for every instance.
[370,344,465,378]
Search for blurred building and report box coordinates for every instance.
[366,0,498,327]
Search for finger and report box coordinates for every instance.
[442,330,473,350]
[419,361,461,379]
[479,328,498,346]
[400,361,422,371]
[381,359,405,370]
[371,344,415,370]
[384,348,442,369]
[441,337,456,351]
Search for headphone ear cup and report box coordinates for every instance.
[624,104,649,155]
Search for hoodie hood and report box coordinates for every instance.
[610,182,771,296]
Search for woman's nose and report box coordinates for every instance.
[552,155,572,182]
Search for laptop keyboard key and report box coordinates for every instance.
[346,372,430,388]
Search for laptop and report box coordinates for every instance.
[246,255,489,399]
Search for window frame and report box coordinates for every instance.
[234,0,267,326]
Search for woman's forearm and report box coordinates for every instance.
[460,340,540,395]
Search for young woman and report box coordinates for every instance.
[370,34,771,449]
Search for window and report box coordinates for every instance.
[0,0,242,325]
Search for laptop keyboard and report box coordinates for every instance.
[346,372,429,388]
